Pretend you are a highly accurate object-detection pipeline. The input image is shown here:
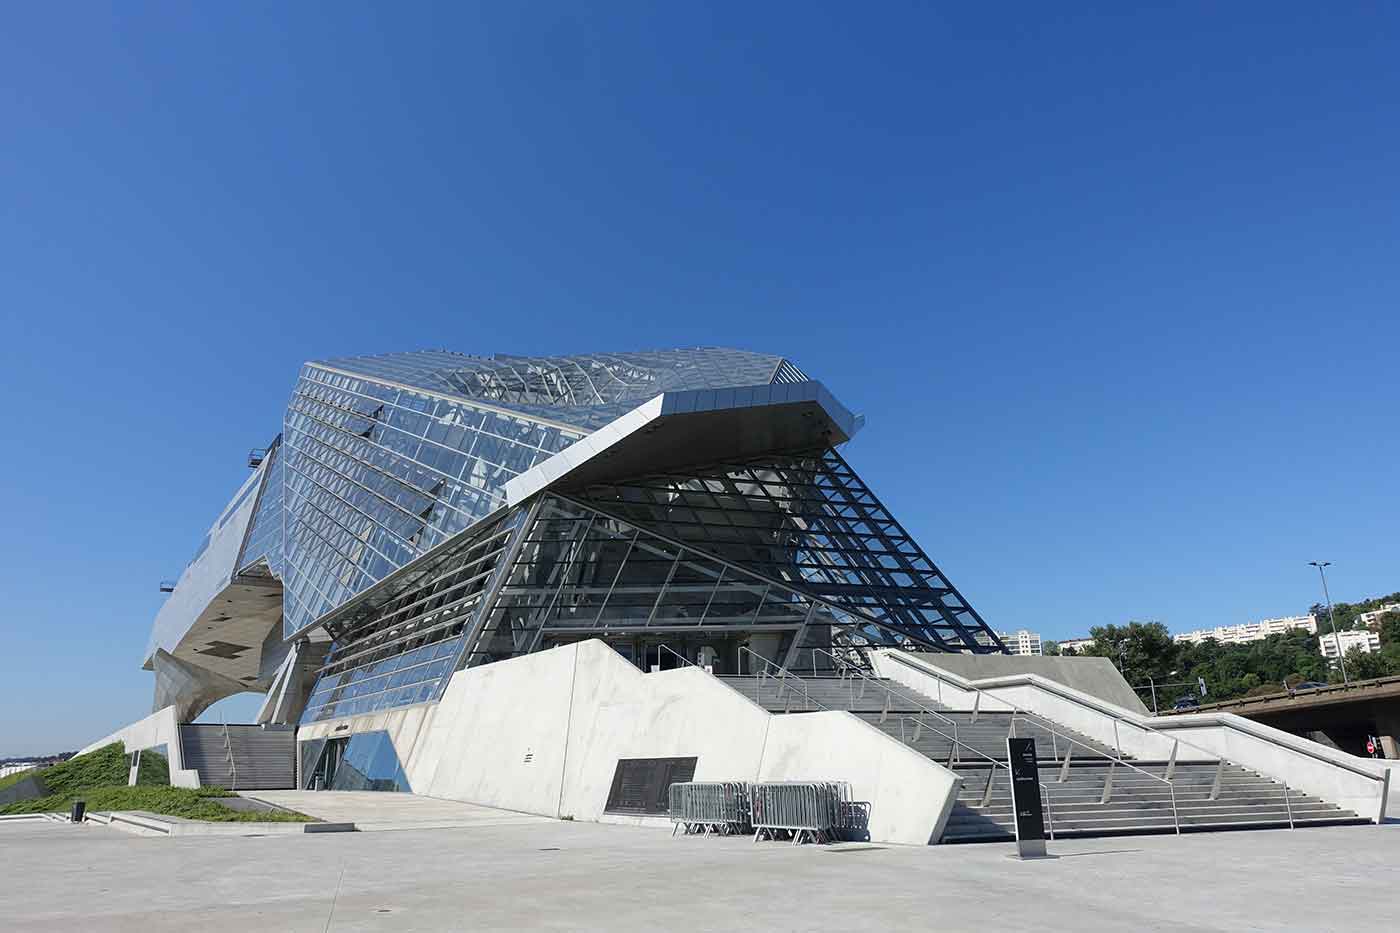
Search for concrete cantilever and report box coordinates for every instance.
[502,381,861,507]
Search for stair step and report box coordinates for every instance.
[712,672,1367,844]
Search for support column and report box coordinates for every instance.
[1374,706,1400,760]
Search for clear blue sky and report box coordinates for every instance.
[2,4,1396,756]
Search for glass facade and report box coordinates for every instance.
[280,363,583,636]
[237,437,285,578]
[300,510,525,723]
[300,731,411,792]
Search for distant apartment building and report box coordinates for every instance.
[1357,604,1400,629]
[999,629,1043,656]
[1056,637,1095,654]
[1319,629,1380,660]
[1173,615,1317,647]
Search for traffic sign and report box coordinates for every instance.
[1366,738,1376,756]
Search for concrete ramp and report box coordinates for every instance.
[240,791,554,832]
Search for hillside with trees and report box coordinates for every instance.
[1046,593,1400,707]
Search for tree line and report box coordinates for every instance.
[1044,592,1400,705]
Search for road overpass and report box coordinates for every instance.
[1161,674,1400,758]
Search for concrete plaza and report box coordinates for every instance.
[1,805,1394,931]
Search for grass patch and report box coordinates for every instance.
[9,743,129,797]
[0,767,39,793]
[4,785,312,822]
[0,742,312,822]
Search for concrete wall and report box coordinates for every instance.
[303,640,961,845]
[911,654,1148,713]
[874,650,1391,822]
[78,705,200,789]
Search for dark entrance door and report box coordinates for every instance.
[311,737,347,790]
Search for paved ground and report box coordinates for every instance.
[242,790,554,831]
[1,813,1395,931]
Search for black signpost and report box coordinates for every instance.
[1006,737,1050,859]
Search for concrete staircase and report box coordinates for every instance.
[716,673,1368,843]
[178,724,296,791]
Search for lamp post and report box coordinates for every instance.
[1142,670,1179,715]
[1309,561,1349,687]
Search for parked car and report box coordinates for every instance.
[1172,695,1199,710]
[1293,681,1329,691]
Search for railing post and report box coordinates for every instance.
[912,719,922,743]
[1282,781,1295,829]
[1164,739,1179,782]
[1209,759,1225,801]
[1100,761,1116,804]
[980,768,996,808]
[971,692,980,724]
[1058,744,1073,783]
[880,693,890,725]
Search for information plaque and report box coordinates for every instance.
[1007,737,1049,859]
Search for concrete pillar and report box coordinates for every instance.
[1374,707,1400,760]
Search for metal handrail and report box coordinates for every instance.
[884,650,1197,769]
[654,644,694,671]
[739,647,824,713]
[738,648,1062,839]
[829,648,1181,833]
[817,649,1177,786]
[810,648,965,760]
[221,719,238,791]
[885,649,1390,785]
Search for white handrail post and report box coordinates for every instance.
[980,768,997,808]
[1100,761,1116,805]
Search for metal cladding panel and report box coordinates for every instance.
[144,459,269,666]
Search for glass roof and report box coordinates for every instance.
[311,348,809,431]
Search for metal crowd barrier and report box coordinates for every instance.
[668,782,752,836]
[750,781,854,845]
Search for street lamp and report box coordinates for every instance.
[1309,561,1349,687]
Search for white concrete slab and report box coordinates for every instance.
[0,811,1395,930]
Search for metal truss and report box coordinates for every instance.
[564,447,1006,653]
[298,446,1005,723]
